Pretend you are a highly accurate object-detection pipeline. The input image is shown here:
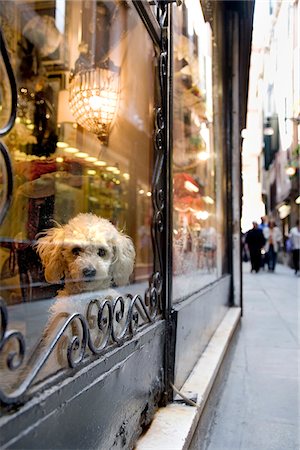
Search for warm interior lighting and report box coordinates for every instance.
[69,60,120,144]
[106,166,117,172]
[87,169,96,175]
[56,157,64,163]
[57,141,69,148]
[85,156,97,162]
[286,166,296,177]
[195,210,209,220]
[139,189,145,195]
[64,146,78,153]
[94,160,107,166]
[75,152,89,158]
[146,192,152,197]
[184,180,199,193]
[197,151,209,161]
[105,166,120,174]
[123,173,130,180]
[203,196,214,204]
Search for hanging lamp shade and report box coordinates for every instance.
[69,60,120,144]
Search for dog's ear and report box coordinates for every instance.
[35,227,66,283]
[111,232,135,286]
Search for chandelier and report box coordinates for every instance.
[69,59,120,144]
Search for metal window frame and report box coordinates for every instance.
[0,0,170,409]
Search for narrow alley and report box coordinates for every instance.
[190,263,299,450]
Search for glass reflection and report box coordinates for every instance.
[172,0,221,302]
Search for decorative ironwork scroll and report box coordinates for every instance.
[0,27,17,225]
[149,0,182,27]
[0,288,160,404]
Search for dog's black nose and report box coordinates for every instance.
[82,267,96,278]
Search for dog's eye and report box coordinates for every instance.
[98,248,106,257]
[72,247,82,256]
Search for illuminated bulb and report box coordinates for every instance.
[286,166,296,177]
[56,157,64,163]
[195,210,209,220]
[75,152,89,158]
[146,192,152,197]
[184,180,199,193]
[87,169,96,175]
[85,156,97,162]
[89,96,102,111]
[123,173,130,180]
[94,160,107,166]
[57,142,69,148]
[106,166,117,172]
[198,151,209,161]
[139,189,145,195]
[203,196,214,204]
[64,147,78,153]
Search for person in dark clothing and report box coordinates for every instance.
[245,221,266,273]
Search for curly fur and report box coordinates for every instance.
[35,213,135,297]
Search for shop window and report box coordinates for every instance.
[172,0,223,302]
[0,0,162,404]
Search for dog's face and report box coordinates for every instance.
[35,213,135,295]
[60,238,115,292]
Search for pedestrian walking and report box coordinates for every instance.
[258,215,268,268]
[263,220,282,272]
[289,220,300,275]
[258,215,268,231]
[245,221,266,273]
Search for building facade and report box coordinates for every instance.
[0,1,254,448]
[264,0,299,238]
[243,0,299,239]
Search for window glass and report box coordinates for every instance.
[172,0,223,302]
[0,0,157,396]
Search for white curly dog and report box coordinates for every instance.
[31,214,136,366]
[36,213,135,297]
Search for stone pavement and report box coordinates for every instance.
[190,263,299,450]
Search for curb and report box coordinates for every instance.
[136,307,241,450]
